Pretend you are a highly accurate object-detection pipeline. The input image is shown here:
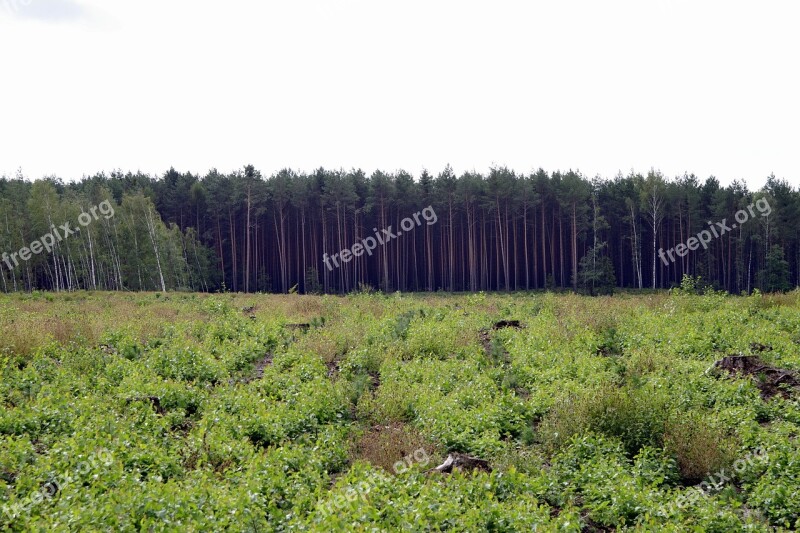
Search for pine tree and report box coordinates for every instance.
[758,245,790,292]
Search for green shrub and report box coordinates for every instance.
[538,384,670,456]
[663,412,738,484]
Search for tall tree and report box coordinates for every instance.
[641,170,666,289]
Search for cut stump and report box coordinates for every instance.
[712,355,800,400]
[428,452,491,474]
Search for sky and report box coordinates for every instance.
[0,0,798,189]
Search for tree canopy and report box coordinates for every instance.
[0,167,795,294]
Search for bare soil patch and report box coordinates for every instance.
[351,422,436,473]
[251,352,273,381]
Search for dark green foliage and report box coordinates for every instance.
[2,169,798,294]
[578,242,617,295]
[758,245,791,293]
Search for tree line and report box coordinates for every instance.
[0,166,796,294]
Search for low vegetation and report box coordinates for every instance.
[2,290,800,530]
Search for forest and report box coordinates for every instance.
[0,166,796,294]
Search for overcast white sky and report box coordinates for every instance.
[0,0,798,188]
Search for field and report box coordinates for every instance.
[2,290,800,531]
